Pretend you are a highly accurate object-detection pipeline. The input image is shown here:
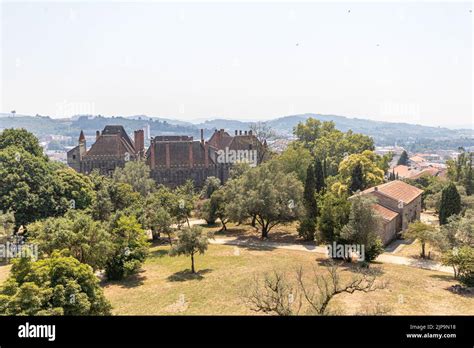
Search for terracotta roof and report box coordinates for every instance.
[391,165,417,178]
[362,180,423,204]
[409,167,440,179]
[409,155,426,163]
[372,203,399,222]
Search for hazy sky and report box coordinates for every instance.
[1,1,472,127]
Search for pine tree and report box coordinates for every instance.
[439,182,462,225]
[397,150,409,166]
[314,159,326,194]
[303,164,317,219]
[298,164,317,240]
[464,153,473,196]
[349,163,365,193]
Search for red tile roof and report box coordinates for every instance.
[362,180,423,204]
[372,203,398,222]
[391,165,416,178]
[409,167,440,179]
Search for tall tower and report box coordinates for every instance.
[78,130,86,159]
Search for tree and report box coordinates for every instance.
[403,221,441,259]
[113,160,155,197]
[55,168,95,210]
[108,182,141,211]
[441,211,474,249]
[198,199,217,225]
[154,208,174,245]
[210,189,229,231]
[0,147,68,226]
[314,159,326,193]
[244,270,302,316]
[143,191,172,240]
[244,261,385,316]
[442,245,474,287]
[249,121,275,163]
[174,180,196,227]
[91,182,114,222]
[318,193,350,243]
[439,183,462,225]
[340,195,384,262]
[397,151,409,166]
[105,215,149,280]
[0,128,44,158]
[294,118,374,176]
[442,246,473,286]
[27,210,112,270]
[463,153,473,196]
[200,176,221,199]
[0,210,15,243]
[224,163,303,239]
[447,151,473,196]
[0,252,111,315]
[349,163,365,193]
[339,151,385,193]
[169,226,213,273]
[296,262,385,315]
[298,164,317,241]
[273,144,312,183]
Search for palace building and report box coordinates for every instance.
[67,126,264,187]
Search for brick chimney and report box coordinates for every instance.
[244,131,248,135]
[134,129,145,156]
[200,129,204,144]
[235,130,238,135]
[96,130,100,140]
[239,130,242,135]
[150,138,156,169]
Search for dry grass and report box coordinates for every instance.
[202,220,311,244]
[0,242,471,316]
[102,243,474,315]
[389,239,443,261]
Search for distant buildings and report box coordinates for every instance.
[67,125,264,187]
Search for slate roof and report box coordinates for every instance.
[84,125,136,159]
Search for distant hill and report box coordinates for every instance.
[1,112,473,151]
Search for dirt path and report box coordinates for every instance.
[209,236,454,274]
[184,218,454,274]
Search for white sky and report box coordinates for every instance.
[1,1,472,127]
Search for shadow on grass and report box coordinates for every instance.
[315,258,386,276]
[167,268,212,282]
[428,274,474,298]
[150,248,170,258]
[429,274,454,281]
[101,271,147,289]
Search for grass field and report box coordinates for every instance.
[101,243,474,315]
[0,233,472,315]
